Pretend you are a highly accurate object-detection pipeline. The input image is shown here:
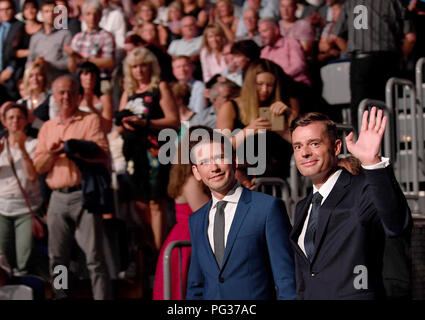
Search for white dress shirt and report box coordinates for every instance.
[297,158,390,256]
[208,183,243,252]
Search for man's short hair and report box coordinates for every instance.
[82,0,102,14]
[41,0,56,8]
[188,125,235,166]
[0,0,15,10]
[258,17,279,27]
[172,55,192,64]
[230,40,261,61]
[290,112,338,144]
[53,74,78,92]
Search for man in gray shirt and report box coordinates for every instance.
[27,0,72,80]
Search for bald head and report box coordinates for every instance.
[181,15,198,39]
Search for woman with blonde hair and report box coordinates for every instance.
[209,0,239,42]
[117,47,178,252]
[216,58,300,180]
[152,139,210,300]
[200,24,227,83]
[18,59,53,137]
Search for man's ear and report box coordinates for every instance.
[192,165,202,181]
[334,139,342,157]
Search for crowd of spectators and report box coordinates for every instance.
[0,0,423,300]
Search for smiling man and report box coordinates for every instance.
[186,126,295,300]
[290,109,411,299]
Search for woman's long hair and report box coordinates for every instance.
[77,61,102,97]
[123,47,161,97]
[238,58,292,125]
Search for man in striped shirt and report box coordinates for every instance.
[333,0,416,130]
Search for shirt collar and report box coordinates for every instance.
[54,110,85,125]
[211,182,243,209]
[312,169,342,202]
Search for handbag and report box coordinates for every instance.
[5,139,46,240]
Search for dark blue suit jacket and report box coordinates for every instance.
[290,167,412,300]
[186,187,296,300]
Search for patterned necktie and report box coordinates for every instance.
[304,192,323,262]
[214,200,227,268]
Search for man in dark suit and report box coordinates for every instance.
[0,0,24,102]
[290,108,412,299]
[186,126,296,300]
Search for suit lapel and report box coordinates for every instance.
[311,169,351,263]
[220,188,251,271]
[290,193,313,262]
[201,199,220,271]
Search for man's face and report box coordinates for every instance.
[41,4,55,25]
[181,16,198,39]
[258,21,279,47]
[0,1,14,23]
[192,141,236,197]
[243,8,258,32]
[172,58,193,82]
[83,6,101,30]
[292,121,341,184]
[53,78,79,114]
[213,85,232,111]
[280,0,296,22]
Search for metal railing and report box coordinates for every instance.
[163,240,191,300]
[254,177,294,222]
[357,99,393,159]
[385,78,420,213]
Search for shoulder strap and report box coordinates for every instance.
[5,140,37,218]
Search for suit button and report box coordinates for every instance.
[311,272,317,277]
[219,277,224,283]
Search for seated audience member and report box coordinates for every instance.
[172,56,206,113]
[208,79,240,116]
[208,0,239,42]
[78,62,113,133]
[217,59,299,179]
[180,0,208,30]
[167,15,203,60]
[200,24,227,83]
[235,0,281,38]
[230,39,261,78]
[279,0,315,57]
[138,21,162,48]
[0,102,42,276]
[18,60,53,137]
[172,82,217,137]
[166,1,183,43]
[152,141,210,300]
[27,0,72,81]
[259,18,311,87]
[317,0,345,63]
[15,0,42,63]
[235,7,262,47]
[0,0,25,101]
[65,0,115,93]
[220,42,243,87]
[133,1,168,47]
